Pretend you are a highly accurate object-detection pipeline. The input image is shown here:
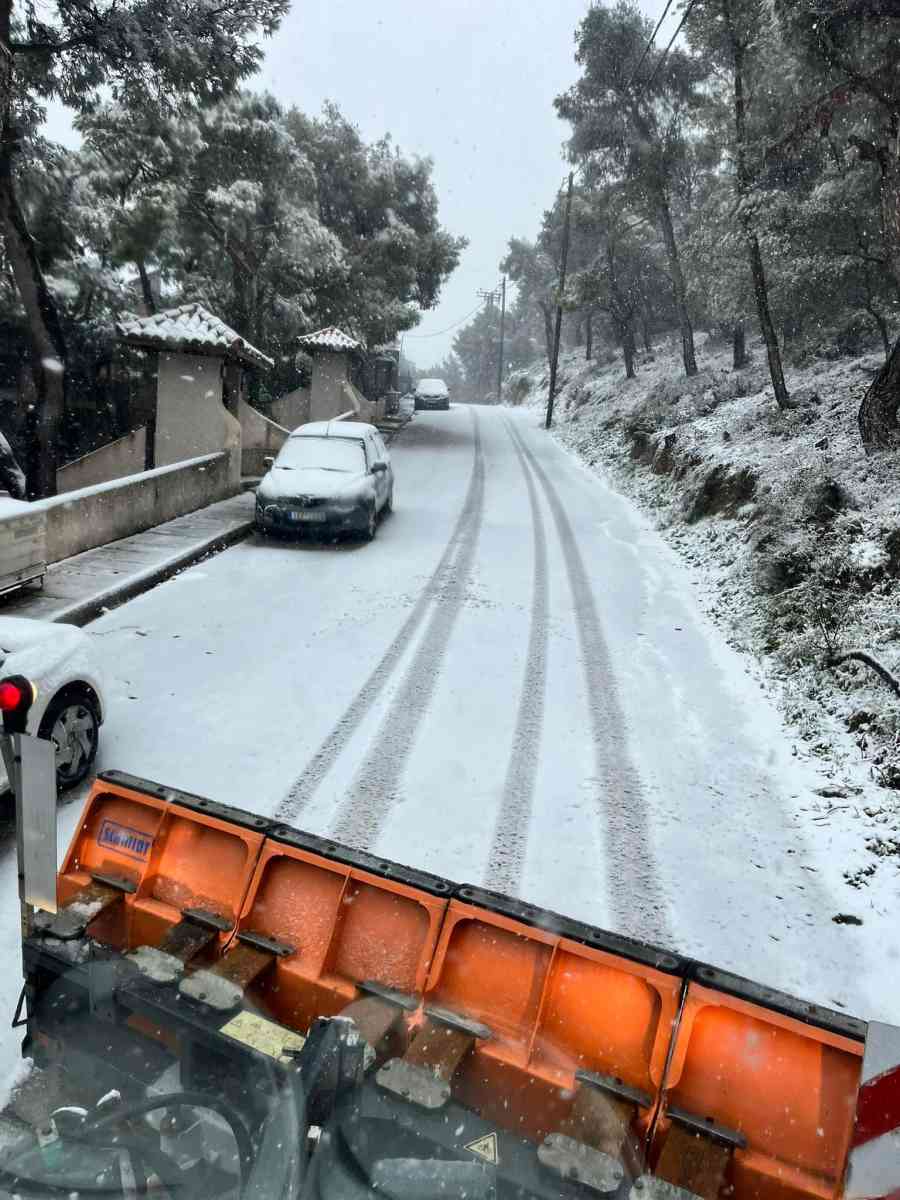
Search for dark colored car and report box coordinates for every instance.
[414,378,450,410]
[255,420,394,541]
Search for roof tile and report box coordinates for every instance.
[296,326,363,353]
[116,303,273,368]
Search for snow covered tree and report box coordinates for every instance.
[555,1,708,377]
[567,186,662,379]
[686,0,790,406]
[501,238,558,366]
[773,0,900,446]
[288,105,466,346]
[0,0,288,494]
[453,303,503,402]
[177,93,344,396]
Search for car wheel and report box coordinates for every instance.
[385,485,394,514]
[38,689,100,791]
[364,503,377,542]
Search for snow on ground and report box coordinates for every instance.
[509,332,899,949]
[0,399,896,1096]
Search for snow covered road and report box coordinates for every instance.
[0,402,890,1087]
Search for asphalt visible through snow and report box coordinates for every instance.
[0,402,887,1088]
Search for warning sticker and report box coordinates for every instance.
[220,1011,306,1064]
[465,1132,499,1165]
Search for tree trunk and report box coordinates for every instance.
[865,302,891,360]
[641,315,652,354]
[623,324,636,379]
[728,5,790,411]
[745,229,789,409]
[614,318,636,379]
[539,301,554,367]
[136,260,156,313]
[585,309,593,361]
[859,334,900,451]
[732,319,747,369]
[0,7,66,497]
[0,173,65,495]
[656,197,697,377]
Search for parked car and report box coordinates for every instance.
[414,378,450,410]
[0,617,105,792]
[255,421,394,541]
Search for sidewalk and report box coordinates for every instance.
[0,491,254,628]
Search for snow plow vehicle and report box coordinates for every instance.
[0,698,896,1200]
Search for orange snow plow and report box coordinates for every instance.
[8,771,900,1200]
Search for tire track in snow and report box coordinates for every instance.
[328,416,486,847]
[275,408,482,824]
[507,419,672,945]
[483,418,549,895]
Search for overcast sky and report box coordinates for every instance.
[257,0,678,367]
[45,0,677,368]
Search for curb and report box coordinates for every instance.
[52,518,255,629]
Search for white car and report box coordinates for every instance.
[0,617,105,792]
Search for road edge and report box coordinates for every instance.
[51,518,255,629]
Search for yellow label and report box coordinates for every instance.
[465,1132,499,1164]
[220,1010,306,1064]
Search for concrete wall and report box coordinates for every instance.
[310,354,349,422]
[238,398,289,476]
[154,352,241,472]
[57,427,147,494]
[35,450,239,564]
[270,387,310,431]
[339,380,377,423]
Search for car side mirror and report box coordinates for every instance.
[263,456,275,469]
[372,460,388,474]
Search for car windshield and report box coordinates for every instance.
[1,1,898,1198]
[275,437,366,473]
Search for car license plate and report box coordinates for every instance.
[288,510,326,523]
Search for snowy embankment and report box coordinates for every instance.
[509,335,900,902]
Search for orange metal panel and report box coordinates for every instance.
[232,840,447,1033]
[129,805,264,947]
[657,983,864,1200]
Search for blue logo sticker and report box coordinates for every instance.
[98,818,153,862]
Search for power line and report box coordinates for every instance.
[403,302,486,339]
[642,0,698,93]
[624,0,676,91]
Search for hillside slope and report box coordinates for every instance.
[509,334,900,897]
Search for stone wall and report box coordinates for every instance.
[57,427,147,494]
[270,387,310,431]
[238,399,289,477]
[34,450,239,563]
[154,352,241,471]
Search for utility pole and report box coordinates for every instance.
[496,276,506,405]
[476,287,499,401]
[545,173,574,430]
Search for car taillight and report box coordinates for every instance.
[0,674,37,734]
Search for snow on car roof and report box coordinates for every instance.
[116,303,274,368]
[416,378,448,394]
[292,420,375,440]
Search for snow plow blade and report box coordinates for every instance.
[22,771,899,1200]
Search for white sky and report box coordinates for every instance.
[43,1,678,367]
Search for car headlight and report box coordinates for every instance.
[330,488,370,513]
